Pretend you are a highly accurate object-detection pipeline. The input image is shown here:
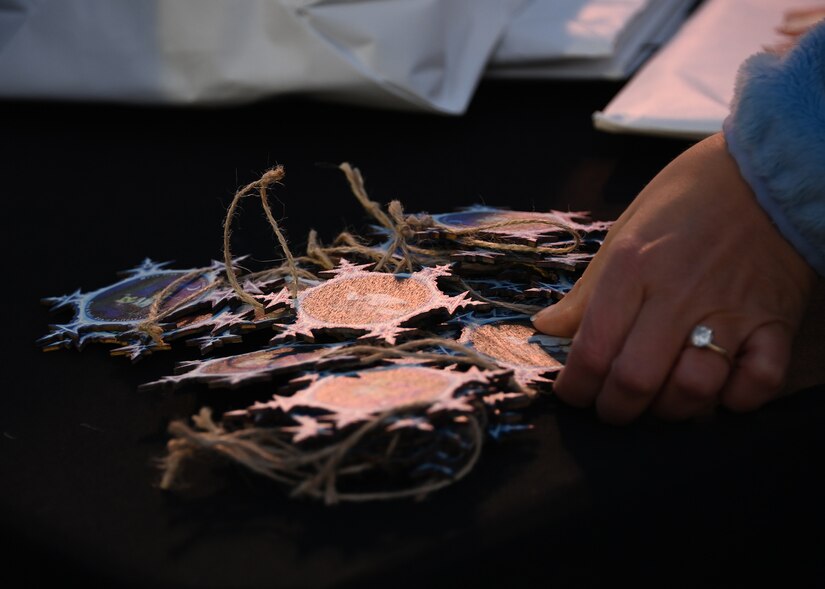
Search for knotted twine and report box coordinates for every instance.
[162,407,483,504]
[339,163,415,273]
[136,267,215,345]
[161,336,496,503]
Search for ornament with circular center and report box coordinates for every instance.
[274,259,481,344]
[39,259,221,352]
[140,344,357,390]
[244,365,503,431]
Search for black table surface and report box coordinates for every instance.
[2,80,823,588]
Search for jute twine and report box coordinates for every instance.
[305,229,335,271]
[339,163,415,273]
[161,406,483,504]
[222,166,301,317]
[160,337,503,502]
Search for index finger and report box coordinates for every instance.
[553,246,644,408]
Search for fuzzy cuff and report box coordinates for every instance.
[724,21,825,276]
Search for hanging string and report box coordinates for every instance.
[339,163,415,272]
[222,166,301,318]
[305,229,335,270]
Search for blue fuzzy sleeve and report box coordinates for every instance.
[724,21,825,276]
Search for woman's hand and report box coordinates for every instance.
[532,133,816,424]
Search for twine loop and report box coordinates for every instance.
[223,165,301,318]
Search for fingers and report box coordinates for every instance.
[651,326,737,420]
[547,307,793,423]
[721,322,792,412]
[650,322,791,420]
[595,300,695,425]
[550,248,645,408]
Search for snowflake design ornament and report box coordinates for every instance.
[39,259,220,352]
[233,364,510,434]
[107,305,252,362]
[139,344,358,390]
[273,259,481,345]
[425,207,612,245]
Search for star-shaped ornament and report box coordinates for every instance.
[39,259,221,352]
[238,364,507,433]
[272,260,481,345]
[139,344,358,390]
[425,207,612,245]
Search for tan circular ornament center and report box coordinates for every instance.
[300,275,431,325]
[312,367,455,411]
[470,324,562,369]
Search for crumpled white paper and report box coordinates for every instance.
[0,0,523,113]
[593,0,825,138]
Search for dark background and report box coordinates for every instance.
[2,79,824,588]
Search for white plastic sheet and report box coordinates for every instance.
[0,0,523,113]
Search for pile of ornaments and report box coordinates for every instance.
[40,183,610,502]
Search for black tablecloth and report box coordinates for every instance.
[2,80,823,588]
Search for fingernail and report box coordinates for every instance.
[531,306,555,324]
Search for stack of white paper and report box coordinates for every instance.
[488,0,695,80]
[593,0,825,138]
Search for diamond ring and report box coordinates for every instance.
[689,325,729,360]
